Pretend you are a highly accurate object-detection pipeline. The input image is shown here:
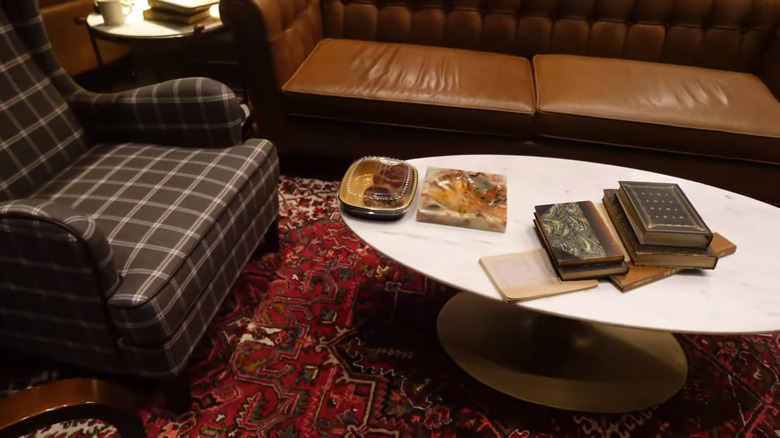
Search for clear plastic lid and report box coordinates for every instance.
[338,156,417,215]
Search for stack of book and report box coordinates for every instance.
[143,0,217,25]
[533,200,629,280]
[602,181,736,291]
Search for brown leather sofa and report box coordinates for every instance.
[221,0,780,206]
[40,0,128,76]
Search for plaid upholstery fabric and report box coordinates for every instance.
[36,140,280,346]
[2,0,81,97]
[0,3,88,201]
[4,2,245,150]
[66,78,247,149]
[0,0,281,379]
[121,157,279,377]
[0,199,124,373]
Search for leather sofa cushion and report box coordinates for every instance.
[534,55,780,165]
[282,39,535,137]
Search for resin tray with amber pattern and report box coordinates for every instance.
[416,167,507,232]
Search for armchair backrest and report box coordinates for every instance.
[0,0,88,202]
[321,0,780,73]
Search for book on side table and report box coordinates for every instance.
[143,7,212,24]
[147,0,217,14]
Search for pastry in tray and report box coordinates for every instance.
[338,157,418,220]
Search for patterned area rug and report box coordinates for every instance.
[16,176,780,437]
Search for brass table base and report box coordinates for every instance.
[437,292,688,413]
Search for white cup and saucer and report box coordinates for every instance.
[95,0,133,26]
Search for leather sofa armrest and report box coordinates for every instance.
[758,29,780,101]
[220,0,323,89]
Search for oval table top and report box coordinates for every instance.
[340,154,780,334]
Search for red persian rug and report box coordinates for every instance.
[14,177,780,437]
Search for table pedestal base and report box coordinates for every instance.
[437,292,688,413]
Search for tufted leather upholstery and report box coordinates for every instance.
[534,54,780,164]
[321,0,780,73]
[222,0,780,205]
[283,39,535,135]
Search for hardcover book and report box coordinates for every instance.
[604,189,718,269]
[533,219,628,280]
[143,8,212,24]
[534,201,625,267]
[609,233,737,292]
[479,249,598,302]
[147,0,216,14]
[616,181,713,248]
[416,167,507,233]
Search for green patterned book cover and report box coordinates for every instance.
[534,200,625,267]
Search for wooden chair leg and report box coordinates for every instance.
[0,378,144,438]
[263,219,280,252]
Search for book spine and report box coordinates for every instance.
[611,267,681,292]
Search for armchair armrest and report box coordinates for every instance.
[0,199,119,297]
[65,77,245,148]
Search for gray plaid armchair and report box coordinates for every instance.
[0,0,280,412]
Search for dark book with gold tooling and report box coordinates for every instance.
[616,181,713,248]
[603,189,718,269]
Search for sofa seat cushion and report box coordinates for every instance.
[534,55,780,165]
[35,141,279,346]
[282,39,535,137]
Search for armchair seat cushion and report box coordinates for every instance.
[35,140,280,345]
[534,55,780,165]
[282,39,536,137]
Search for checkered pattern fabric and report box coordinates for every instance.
[0,0,281,378]
[0,3,88,201]
[66,78,247,149]
[0,200,125,373]
[121,145,279,377]
[36,141,280,345]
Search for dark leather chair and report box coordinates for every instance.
[0,0,280,412]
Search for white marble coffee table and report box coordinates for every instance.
[339,154,780,413]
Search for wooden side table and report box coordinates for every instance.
[76,4,235,86]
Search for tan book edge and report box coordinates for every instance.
[596,202,682,292]
[609,233,736,292]
[603,190,718,269]
[479,249,598,302]
[602,196,737,292]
